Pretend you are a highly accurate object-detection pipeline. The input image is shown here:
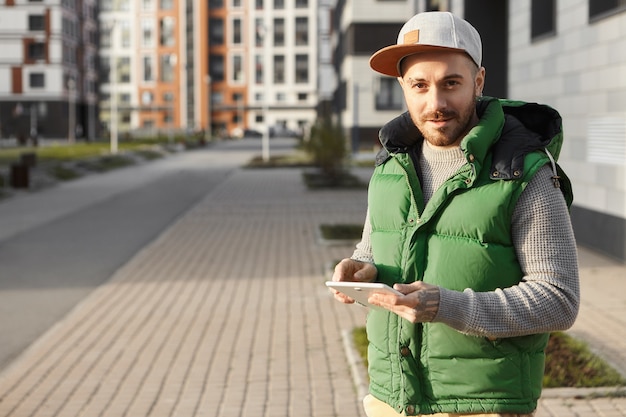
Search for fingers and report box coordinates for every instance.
[369,282,440,323]
[330,258,377,305]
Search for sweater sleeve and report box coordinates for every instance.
[434,165,580,337]
[351,209,375,263]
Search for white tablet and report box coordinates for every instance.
[325,281,403,309]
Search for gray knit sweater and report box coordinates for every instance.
[352,140,580,338]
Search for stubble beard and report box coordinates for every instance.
[415,96,478,147]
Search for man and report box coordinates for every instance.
[331,11,579,417]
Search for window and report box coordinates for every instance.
[212,91,224,104]
[274,0,284,8]
[426,0,446,10]
[160,54,176,82]
[141,91,154,105]
[143,56,154,82]
[121,20,131,47]
[142,19,154,47]
[233,18,242,44]
[28,42,46,60]
[160,0,173,9]
[99,56,110,83]
[376,77,403,110]
[255,18,264,46]
[256,0,263,9]
[101,25,112,48]
[29,73,45,88]
[295,54,308,83]
[274,55,285,83]
[295,0,307,7]
[298,93,307,101]
[62,44,76,64]
[255,55,263,84]
[209,0,224,8]
[209,18,224,45]
[273,18,285,46]
[160,17,175,46]
[232,55,243,82]
[142,0,154,10]
[232,0,241,7]
[589,0,626,21]
[163,91,174,102]
[28,15,45,31]
[531,0,556,40]
[295,17,308,45]
[209,54,224,82]
[117,57,131,83]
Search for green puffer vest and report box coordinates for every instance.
[366,98,573,415]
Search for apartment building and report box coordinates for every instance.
[97,0,319,139]
[220,0,318,137]
[509,0,626,261]
[0,0,99,141]
[100,0,185,137]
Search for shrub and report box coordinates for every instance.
[302,119,347,179]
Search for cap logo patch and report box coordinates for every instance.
[403,30,419,45]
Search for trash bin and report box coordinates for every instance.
[10,163,29,189]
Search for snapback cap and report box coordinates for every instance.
[369,11,482,77]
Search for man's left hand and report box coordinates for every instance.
[368,281,440,323]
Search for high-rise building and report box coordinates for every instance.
[0,0,99,142]
[98,0,319,139]
[210,0,319,138]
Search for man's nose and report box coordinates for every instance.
[425,88,446,112]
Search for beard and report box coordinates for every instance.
[413,96,478,147]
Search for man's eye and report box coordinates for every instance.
[445,80,460,88]
[413,82,427,89]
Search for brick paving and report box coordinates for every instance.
[0,145,624,416]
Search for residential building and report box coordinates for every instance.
[222,0,318,133]
[97,0,319,139]
[509,0,626,261]
[0,0,99,141]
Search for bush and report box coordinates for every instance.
[302,119,347,179]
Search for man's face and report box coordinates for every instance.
[398,51,485,148]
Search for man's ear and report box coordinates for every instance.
[475,66,486,96]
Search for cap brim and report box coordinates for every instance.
[369,44,467,77]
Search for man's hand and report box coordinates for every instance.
[330,258,378,304]
[368,281,440,323]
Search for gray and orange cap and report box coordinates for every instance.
[369,11,482,77]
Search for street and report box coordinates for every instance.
[0,138,291,371]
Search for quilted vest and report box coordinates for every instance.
[366,98,572,415]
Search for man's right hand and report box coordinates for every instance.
[330,258,378,304]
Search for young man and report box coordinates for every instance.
[331,11,579,417]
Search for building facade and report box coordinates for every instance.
[508,0,626,261]
[233,0,319,137]
[97,0,319,140]
[0,0,99,142]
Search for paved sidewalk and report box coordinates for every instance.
[0,148,624,416]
